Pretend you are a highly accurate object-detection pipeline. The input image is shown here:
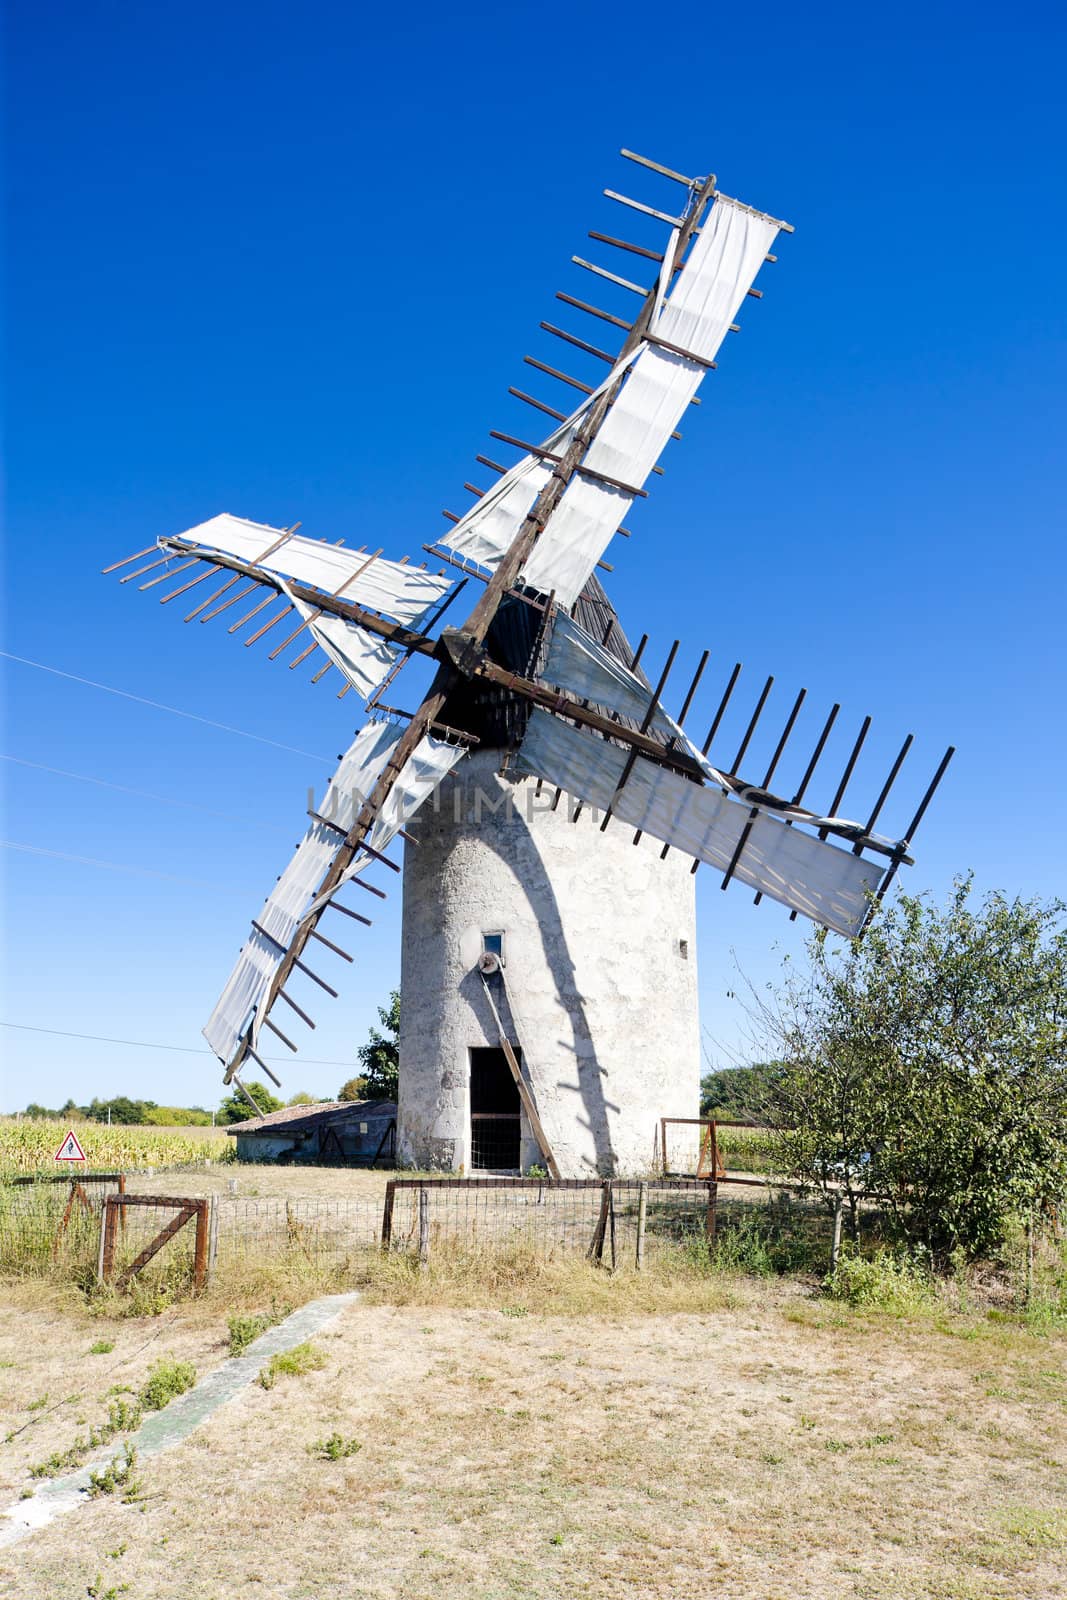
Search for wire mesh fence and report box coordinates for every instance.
[383,1179,715,1268]
[1,1173,720,1282]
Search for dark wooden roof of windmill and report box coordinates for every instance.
[440,575,644,750]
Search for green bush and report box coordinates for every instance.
[227,1302,291,1357]
[826,1248,936,1315]
[139,1359,196,1411]
[258,1341,326,1390]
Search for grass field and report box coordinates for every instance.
[1,1273,1064,1599]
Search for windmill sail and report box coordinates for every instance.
[515,708,882,937]
[204,720,467,1073]
[101,146,953,1098]
[171,514,454,625]
[439,194,780,605]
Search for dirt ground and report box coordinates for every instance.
[1,1282,1064,1600]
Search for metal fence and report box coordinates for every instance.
[0,1174,719,1284]
[382,1178,715,1268]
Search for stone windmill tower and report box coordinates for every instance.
[106,148,953,1178]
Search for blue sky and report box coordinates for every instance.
[3,0,1065,1112]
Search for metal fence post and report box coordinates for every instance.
[418,1185,430,1269]
[635,1181,648,1271]
[207,1194,219,1284]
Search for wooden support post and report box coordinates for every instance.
[705,1182,718,1247]
[636,1181,648,1272]
[418,1185,430,1270]
[381,1181,396,1250]
[589,1181,611,1266]
[98,1196,120,1284]
[193,1199,210,1293]
[660,1117,669,1175]
[830,1194,844,1275]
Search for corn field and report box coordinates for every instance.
[0,1118,231,1177]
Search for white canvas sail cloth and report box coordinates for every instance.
[204,721,466,1070]
[166,513,454,627]
[278,581,396,702]
[523,198,780,603]
[439,195,779,606]
[541,612,723,779]
[515,709,883,937]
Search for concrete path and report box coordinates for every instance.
[0,1291,359,1548]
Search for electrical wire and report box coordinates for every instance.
[1,1020,357,1068]
[0,650,332,763]
[0,754,279,828]
[0,839,248,887]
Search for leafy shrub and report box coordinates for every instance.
[258,1341,326,1390]
[826,1248,936,1315]
[87,1442,142,1501]
[139,1359,196,1411]
[227,1303,290,1357]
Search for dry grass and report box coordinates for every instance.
[1,1274,1065,1599]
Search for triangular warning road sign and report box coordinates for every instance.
[54,1129,87,1163]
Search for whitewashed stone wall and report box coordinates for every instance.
[397,750,700,1177]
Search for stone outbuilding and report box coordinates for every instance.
[226,1100,396,1164]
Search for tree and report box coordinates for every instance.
[700,1062,786,1120]
[286,1092,319,1106]
[340,991,400,1102]
[83,1096,156,1124]
[218,1080,283,1124]
[760,879,1067,1261]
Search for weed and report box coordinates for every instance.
[826,1247,937,1315]
[26,1393,48,1411]
[28,1395,143,1478]
[258,1341,326,1389]
[227,1301,291,1357]
[87,1442,142,1501]
[19,1488,33,1500]
[139,1358,196,1411]
[549,1533,564,1546]
[108,1543,127,1559]
[89,1340,114,1355]
[87,1579,128,1599]
[307,1431,362,1460]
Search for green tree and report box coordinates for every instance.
[286,1092,319,1106]
[342,991,400,1102]
[700,1062,786,1120]
[218,1080,283,1124]
[83,1096,156,1124]
[761,879,1067,1260]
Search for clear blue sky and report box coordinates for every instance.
[3,0,1065,1112]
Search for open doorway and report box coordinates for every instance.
[469,1046,521,1171]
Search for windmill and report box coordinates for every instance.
[105,149,953,1178]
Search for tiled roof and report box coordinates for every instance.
[225,1099,396,1135]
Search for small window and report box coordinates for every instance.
[482,931,505,966]
[679,938,689,960]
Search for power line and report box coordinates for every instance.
[1,839,248,887]
[0,1020,356,1069]
[0,754,278,829]
[0,650,332,764]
